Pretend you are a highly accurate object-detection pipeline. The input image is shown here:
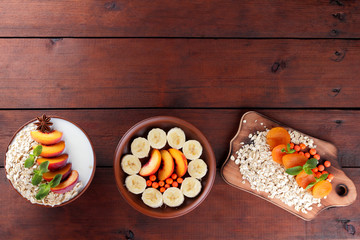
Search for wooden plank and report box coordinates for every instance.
[0,0,359,38]
[1,168,358,239]
[0,39,359,108]
[1,109,359,167]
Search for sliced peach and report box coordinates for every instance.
[312,180,332,198]
[36,141,65,158]
[295,170,316,189]
[168,148,187,177]
[51,170,79,194]
[158,150,175,181]
[271,144,287,164]
[266,127,290,150]
[37,154,68,171]
[139,149,162,177]
[31,130,63,145]
[43,163,72,182]
[282,153,308,169]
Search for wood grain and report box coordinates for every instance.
[1,168,358,239]
[0,0,359,38]
[1,109,360,168]
[221,111,357,220]
[0,39,359,108]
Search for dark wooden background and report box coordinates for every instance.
[1,1,359,239]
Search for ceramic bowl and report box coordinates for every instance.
[5,116,96,207]
[114,116,216,218]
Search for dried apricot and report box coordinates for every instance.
[271,144,287,164]
[312,180,332,198]
[295,170,316,189]
[266,127,291,150]
[282,153,308,169]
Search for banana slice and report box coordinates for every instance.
[187,159,208,179]
[131,137,150,158]
[141,188,163,208]
[167,127,186,149]
[147,128,167,149]
[181,177,202,198]
[121,154,142,175]
[162,187,185,207]
[125,175,146,194]
[182,140,203,160]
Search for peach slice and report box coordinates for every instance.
[37,141,65,158]
[168,148,188,177]
[295,170,316,189]
[158,150,175,181]
[271,144,287,164]
[51,170,79,194]
[37,154,68,171]
[139,149,162,177]
[282,153,308,169]
[43,163,72,182]
[31,130,63,145]
[266,127,290,150]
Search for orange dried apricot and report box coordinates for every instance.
[282,153,308,169]
[266,127,291,150]
[271,144,287,164]
[312,180,332,198]
[295,170,316,189]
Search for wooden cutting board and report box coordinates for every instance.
[221,111,357,221]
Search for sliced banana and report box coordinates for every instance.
[182,140,203,160]
[147,128,167,149]
[167,127,186,149]
[141,188,163,208]
[121,154,142,175]
[162,187,185,207]
[125,175,146,194]
[187,159,207,179]
[181,177,202,198]
[131,137,150,158]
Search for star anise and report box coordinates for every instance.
[34,114,53,133]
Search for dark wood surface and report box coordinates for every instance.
[0,0,359,38]
[1,0,360,239]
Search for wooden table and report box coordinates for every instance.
[1,1,359,239]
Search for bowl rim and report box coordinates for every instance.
[113,115,216,218]
[4,115,97,208]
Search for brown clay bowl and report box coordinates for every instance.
[114,116,216,218]
[4,116,96,207]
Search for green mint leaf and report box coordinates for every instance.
[286,143,291,152]
[50,174,62,188]
[305,158,318,169]
[33,145,43,157]
[285,166,303,175]
[318,173,329,182]
[24,155,35,168]
[35,184,51,200]
[281,148,286,153]
[306,181,317,190]
[304,167,313,175]
[31,173,43,186]
[39,161,49,174]
[288,149,295,154]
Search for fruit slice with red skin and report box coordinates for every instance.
[295,170,316,189]
[30,130,63,145]
[37,141,65,158]
[168,148,188,177]
[37,154,68,171]
[158,150,175,181]
[51,170,79,194]
[139,149,162,177]
[282,153,308,169]
[43,163,72,182]
[271,144,287,164]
